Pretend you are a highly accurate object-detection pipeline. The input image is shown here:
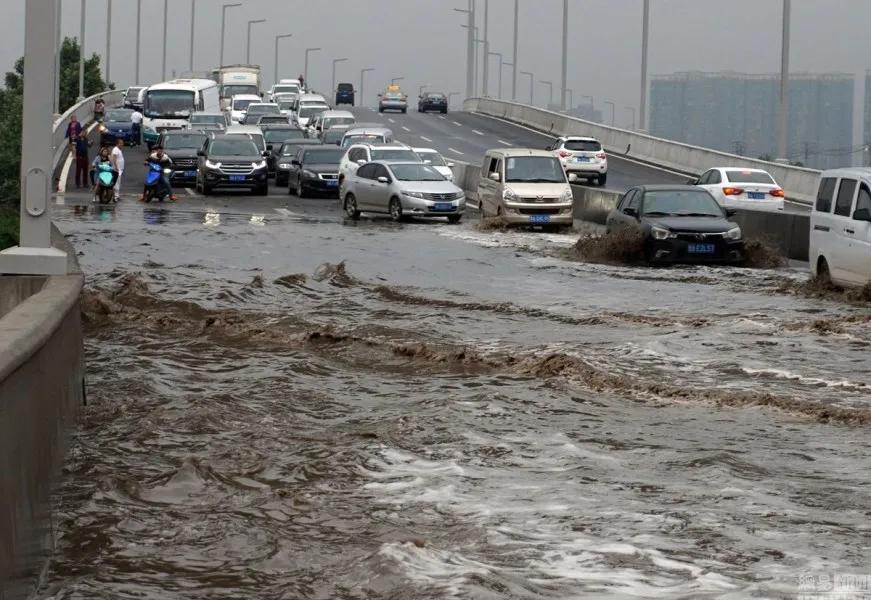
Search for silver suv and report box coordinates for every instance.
[547,136,608,186]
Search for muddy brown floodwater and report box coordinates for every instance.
[38,201,871,599]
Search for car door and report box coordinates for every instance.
[810,176,838,278]
[369,164,393,213]
[830,177,858,284]
[609,189,639,231]
[353,163,377,209]
[846,183,871,284]
[287,148,304,187]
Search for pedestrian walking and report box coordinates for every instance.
[111,138,126,200]
[71,134,90,189]
[130,108,143,146]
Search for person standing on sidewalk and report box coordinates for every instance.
[130,108,143,146]
[65,114,82,140]
[111,138,126,201]
[71,134,91,189]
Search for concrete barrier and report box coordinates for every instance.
[464,97,821,206]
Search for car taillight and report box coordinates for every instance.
[596,153,607,160]
[558,150,572,158]
[769,188,785,197]
[722,187,744,196]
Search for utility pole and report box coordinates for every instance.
[332,58,348,94]
[162,0,169,80]
[189,0,196,72]
[78,0,86,101]
[219,3,242,69]
[482,0,489,97]
[135,0,141,84]
[560,0,568,110]
[106,0,112,84]
[54,0,61,114]
[626,106,636,130]
[540,80,553,107]
[274,34,293,86]
[777,0,791,160]
[521,70,533,105]
[639,0,650,131]
[456,1,474,99]
[246,20,265,65]
[512,0,519,101]
[604,100,615,126]
[501,61,512,101]
[360,67,375,107]
[0,0,68,275]
[304,48,321,89]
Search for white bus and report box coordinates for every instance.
[142,79,220,147]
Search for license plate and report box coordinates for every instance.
[433,203,452,211]
[183,171,196,177]
[325,180,338,187]
[229,175,247,182]
[747,192,765,200]
[529,214,551,224]
[575,157,590,163]
[687,243,716,254]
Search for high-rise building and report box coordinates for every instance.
[650,71,854,170]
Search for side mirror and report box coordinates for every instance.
[377,176,389,184]
[266,144,273,151]
[197,150,205,156]
[356,159,367,166]
[446,162,455,168]
[291,159,300,166]
[687,178,699,185]
[424,159,432,165]
[488,172,501,182]
[725,208,738,217]
[622,207,638,217]
[568,173,579,183]
[854,208,871,222]
[262,151,270,158]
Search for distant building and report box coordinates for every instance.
[650,71,854,170]
[865,71,871,166]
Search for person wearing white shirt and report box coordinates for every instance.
[130,109,143,145]
[111,139,126,199]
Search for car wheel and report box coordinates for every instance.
[389,197,404,222]
[344,193,360,220]
[276,174,287,187]
[598,174,608,187]
[202,183,213,196]
[447,214,462,224]
[442,109,448,114]
[378,107,384,113]
[296,180,305,198]
[401,108,407,114]
[817,257,833,287]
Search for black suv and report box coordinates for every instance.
[157,130,208,186]
[418,92,448,114]
[262,125,308,176]
[286,146,345,198]
[335,83,355,106]
[196,134,269,196]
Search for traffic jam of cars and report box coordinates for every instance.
[125,64,870,288]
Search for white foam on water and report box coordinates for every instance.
[741,367,868,390]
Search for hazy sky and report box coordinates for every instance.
[2,0,870,134]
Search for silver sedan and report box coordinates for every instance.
[341,161,465,223]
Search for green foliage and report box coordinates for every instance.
[0,207,18,250]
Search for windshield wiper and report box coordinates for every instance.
[675,212,718,217]
[643,211,674,217]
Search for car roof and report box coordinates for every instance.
[560,136,600,142]
[487,148,558,158]
[412,147,440,154]
[325,124,351,131]
[819,167,871,179]
[231,94,262,102]
[711,166,771,174]
[345,127,392,135]
[161,129,206,136]
[282,139,322,146]
[299,93,327,101]
[356,143,410,150]
[248,103,279,108]
[321,110,354,118]
[191,111,225,117]
[225,125,263,134]
[209,133,256,142]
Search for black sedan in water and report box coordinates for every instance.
[286,146,345,198]
[605,185,745,265]
[418,92,448,114]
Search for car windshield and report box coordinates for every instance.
[272,85,299,96]
[298,106,328,119]
[209,139,259,156]
[259,116,288,123]
[145,90,195,118]
[642,190,724,217]
[190,114,224,125]
[124,87,144,100]
[277,100,295,111]
[343,135,383,147]
[372,149,420,162]
[564,140,602,152]
[724,170,775,184]
[232,98,257,111]
[418,152,446,166]
[247,105,279,115]
[303,148,345,164]
[265,129,304,143]
[105,110,132,122]
[323,117,355,128]
[282,143,319,156]
[426,94,446,100]
[390,164,445,182]
[163,134,207,150]
[222,84,258,98]
[504,156,566,183]
[337,84,354,92]
[323,131,344,144]
[385,92,404,100]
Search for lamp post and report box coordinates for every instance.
[453,2,474,100]
[419,84,428,97]
[560,0,568,110]
[540,80,553,107]
[777,0,791,160]
[78,0,86,101]
[566,88,573,110]
[482,0,490,97]
[626,106,636,130]
[162,0,169,80]
[304,47,321,90]
[188,0,196,71]
[332,57,348,94]
[487,51,502,99]
[459,23,482,97]
[391,76,405,85]
[246,19,265,64]
[106,0,112,83]
[512,0,519,101]
[135,0,142,84]
[501,61,513,100]
[360,67,375,106]
[521,71,534,105]
[274,34,293,86]
[640,0,650,131]
[219,3,242,68]
[604,100,615,126]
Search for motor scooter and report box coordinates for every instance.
[143,161,172,203]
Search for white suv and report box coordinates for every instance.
[810,168,871,288]
[547,136,608,186]
[338,144,421,184]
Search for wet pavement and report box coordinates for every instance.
[37,144,871,599]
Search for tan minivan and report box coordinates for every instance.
[477,149,576,227]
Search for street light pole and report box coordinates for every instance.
[419,84,428,97]
[54,0,61,114]
[189,0,196,72]
[0,0,68,274]
[487,51,502,99]
[512,0,519,101]
[453,3,474,100]
[274,34,293,86]
[566,88,573,110]
[78,0,86,101]
[304,47,321,89]
[135,0,142,84]
[391,76,405,85]
[332,57,348,94]
[501,61,513,100]
[482,0,489,97]
[639,0,650,131]
[219,3,242,69]
[162,0,169,80]
[626,106,636,129]
[246,19,265,65]
[360,67,375,106]
[540,80,553,107]
[521,70,533,105]
[560,0,568,110]
[105,0,112,84]
[777,0,791,160]
[604,100,615,126]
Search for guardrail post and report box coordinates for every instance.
[0,0,68,275]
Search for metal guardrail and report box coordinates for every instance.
[464,97,821,206]
[51,90,125,183]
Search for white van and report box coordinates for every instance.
[142,79,220,145]
[810,168,871,288]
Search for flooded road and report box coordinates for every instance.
[40,194,871,599]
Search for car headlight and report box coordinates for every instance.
[560,189,573,202]
[252,160,267,170]
[724,226,742,240]
[651,226,675,240]
[302,169,317,178]
[503,188,517,201]
[205,159,222,169]
[279,163,290,169]
[403,191,424,199]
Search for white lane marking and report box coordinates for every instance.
[472,129,484,136]
[438,116,446,120]
[448,148,464,155]
[402,126,411,132]
[388,118,396,123]
[498,139,511,146]
[452,121,463,127]
[274,207,301,217]
[185,187,196,196]
[420,136,433,143]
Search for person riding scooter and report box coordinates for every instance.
[139,146,177,202]
[89,146,118,203]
